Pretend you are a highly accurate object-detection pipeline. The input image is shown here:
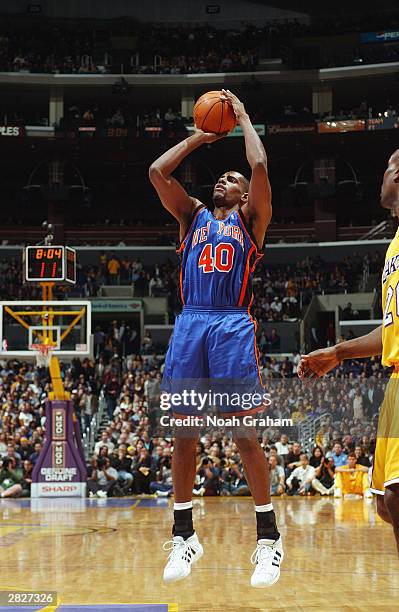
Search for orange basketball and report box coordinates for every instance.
[193,90,237,134]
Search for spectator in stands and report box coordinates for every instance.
[354,445,370,467]
[269,328,281,352]
[81,388,97,431]
[193,456,221,496]
[82,108,95,126]
[16,437,32,462]
[270,296,283,316]
[0,456,22,498]
[268,446,284,467]
[269,455,285,496]
[353,387,364,420]
[19,404,34,428]
[164,108,176,122]
[109,109,125,127]
[342,302,354,319]
[104,375,120,421]
[310,447,335,495]
[87,456,117,498]
[150,453,173,497]
[6,443,22,468]
[132,447,155,494]
[107,252,120,284]
[286,454,316,496]
[219,458,249,495]
[140,331,154,355]
[328,441,348,467]
[111,444,133,494]
[285,441,302,477]
[21,459,33,497]
[334,453,372,498]
[28,442,42,466]
[94,431,115,455]
[0,433,7,456]
[275,433,290,457]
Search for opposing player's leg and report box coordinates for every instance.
[384,484,399,554]
[372,375,399,554]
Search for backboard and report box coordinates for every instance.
[0,300,92,360]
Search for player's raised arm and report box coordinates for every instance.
[149,130,224,235]
[222,89,272,236]
[298,325,383,380]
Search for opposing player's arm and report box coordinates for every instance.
[149,130,225,235]
[298,325,383,380]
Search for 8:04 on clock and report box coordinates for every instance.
[24,246,76,284]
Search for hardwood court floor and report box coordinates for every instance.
[0,496,397,612]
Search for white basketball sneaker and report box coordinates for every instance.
[250,537,284,588]
[163,532,204,583]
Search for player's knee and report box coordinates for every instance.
[377,495,392,524]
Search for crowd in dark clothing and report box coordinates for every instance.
[0,13,399,75]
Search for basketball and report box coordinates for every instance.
[194,90,237,134]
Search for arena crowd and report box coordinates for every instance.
[0,346,386,499]
[0,250,382,328]
[0,13,398,75]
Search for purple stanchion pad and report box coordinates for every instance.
[31,400,87,497]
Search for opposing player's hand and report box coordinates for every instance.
[297,346,340,381]
[221,89,246,123]
[193,128,228,144]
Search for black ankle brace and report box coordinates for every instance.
[256,510,280,541]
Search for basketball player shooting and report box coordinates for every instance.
[149,90,283,586]
[298,149,399,554]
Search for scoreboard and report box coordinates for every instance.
[24,246,76,284]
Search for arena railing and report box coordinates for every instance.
[298,412,330,453]
[82,389,106,460]
[1,61,398,86]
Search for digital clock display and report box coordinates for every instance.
[25,246,76,284]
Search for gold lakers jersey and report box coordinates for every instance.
[382,227,399,366]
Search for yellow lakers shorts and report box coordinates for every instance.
[371,372,399,495]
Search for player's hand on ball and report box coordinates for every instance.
[298,346,340,381]
[221,89,246,122]
[194,128,228,144]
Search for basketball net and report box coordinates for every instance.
[31,343,56,368]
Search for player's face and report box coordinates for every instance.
[381,151,399,212]
[213,171,248,209]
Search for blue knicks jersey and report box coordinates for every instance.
[177,205,264,307]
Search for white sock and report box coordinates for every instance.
[255,503,273,513]
[174,501,193,511]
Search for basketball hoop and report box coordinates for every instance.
[31,343,56,368]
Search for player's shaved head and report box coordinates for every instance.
[223,171,249,193]
[238,174,249,193]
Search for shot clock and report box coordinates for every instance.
[24,246,76,284]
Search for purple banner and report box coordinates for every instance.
[32,400,87,497]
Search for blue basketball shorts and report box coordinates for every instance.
[161,306,266,417]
